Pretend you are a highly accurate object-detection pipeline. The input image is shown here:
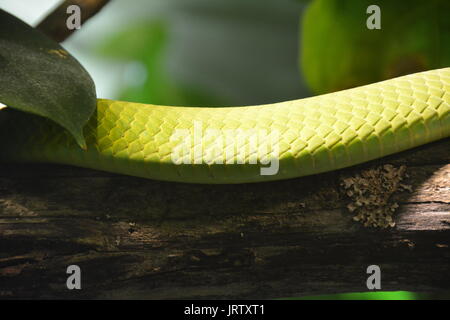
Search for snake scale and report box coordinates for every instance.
[0,68,449,184]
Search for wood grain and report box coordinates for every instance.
[0,138,449,299]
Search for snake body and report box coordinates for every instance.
[1,68,449,184]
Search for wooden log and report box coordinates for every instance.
[0,138,449,299]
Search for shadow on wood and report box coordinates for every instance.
[0,138,449,299]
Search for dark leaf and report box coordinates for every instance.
[0,9,96,148]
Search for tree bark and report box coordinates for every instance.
[37,0,111,42]
[0,138,449,299]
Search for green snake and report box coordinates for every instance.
[0,68,449,184]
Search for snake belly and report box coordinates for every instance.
[0,68,449,184]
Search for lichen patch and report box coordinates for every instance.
[340,164,411,228]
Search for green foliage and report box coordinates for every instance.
[98,21,223,107]
[0,9,96,148]
[301,0,450,94]
[280,291,450,300]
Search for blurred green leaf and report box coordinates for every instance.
[94,0,306,106]
[98,21,224,107]
[301,0,450,94]
[281,291,426,300]
[97,22,168,61]
[0,9,96,148]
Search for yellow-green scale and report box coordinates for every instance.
[0,68,448,184]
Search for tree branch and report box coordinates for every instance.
[36,0,111,42]
[0,139,449,298]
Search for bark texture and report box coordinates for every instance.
[0,138,449,299]
[37,0,110,42]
